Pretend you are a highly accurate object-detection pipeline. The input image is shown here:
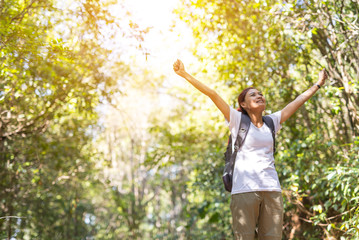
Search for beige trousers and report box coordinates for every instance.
[230,191,283,240]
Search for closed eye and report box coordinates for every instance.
[250,92,263,97]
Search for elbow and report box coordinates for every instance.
[207,89,217,99]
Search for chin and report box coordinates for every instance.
[259,106,266,112]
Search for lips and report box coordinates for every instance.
[256,100,264,103]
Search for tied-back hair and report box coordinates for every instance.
[237,87,255,115]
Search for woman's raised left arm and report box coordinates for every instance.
[280,69,328,124]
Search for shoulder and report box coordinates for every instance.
[229,106,242,121]
[226,106,242,132]
[266,110,281,121]
[265,110,282,134]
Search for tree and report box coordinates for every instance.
[174,0,359,238]
[0,0,130,238]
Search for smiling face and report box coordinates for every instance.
[240,88,266,114]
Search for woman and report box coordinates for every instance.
[172,59,328,240]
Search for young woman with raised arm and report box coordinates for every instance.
[173,59,328,240]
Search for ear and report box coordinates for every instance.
[240,102,247,109]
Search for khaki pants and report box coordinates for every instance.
[230,191,283,240]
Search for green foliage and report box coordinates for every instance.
[166,0,359,239]
[278,134,359,238]
[146,105,233,239]
[0,0,122,238]
[1,0,358,239]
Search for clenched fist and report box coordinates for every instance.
[317,68,328,86]
[173,59,187,78]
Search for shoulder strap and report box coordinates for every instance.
[227,113,251,183]
[233,113,251,152]
[262,116,276,153]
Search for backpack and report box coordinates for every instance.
[222,112,276,192]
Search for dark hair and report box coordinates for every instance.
[237,87,255,114]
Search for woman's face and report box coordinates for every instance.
[241,88,266,113]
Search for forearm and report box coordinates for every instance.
[296,84,320,105]
[182,72,215,97]
[281,84,321,124]
[180,71,230,120]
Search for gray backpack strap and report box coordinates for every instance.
[262,116,276,153]
[222,112,251,192]
[233,113,251,152]
[230,113,251,174]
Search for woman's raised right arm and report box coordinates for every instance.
[173,59,230,121]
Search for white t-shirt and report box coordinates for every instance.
[225,106,282,195]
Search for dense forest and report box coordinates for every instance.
[1,0,358,239]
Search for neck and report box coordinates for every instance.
[246,110,263,128]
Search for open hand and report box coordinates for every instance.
[317,68,328,86]
[173,59,186,78]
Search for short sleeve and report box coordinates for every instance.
[225,106,242,136]
[267,111,282,135]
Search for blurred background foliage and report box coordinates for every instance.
[1,0,358,239]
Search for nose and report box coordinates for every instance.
[256,96,265,103]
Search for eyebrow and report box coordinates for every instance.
[249,91,262,95]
